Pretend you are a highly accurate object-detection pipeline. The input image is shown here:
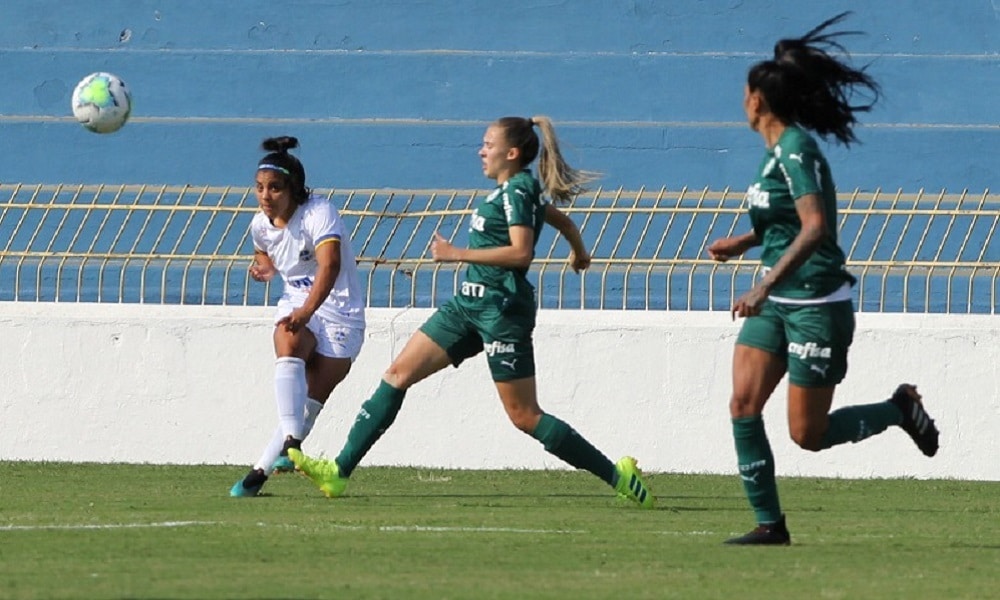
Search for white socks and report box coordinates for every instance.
[255,397,326,473]
[274,356,307,440]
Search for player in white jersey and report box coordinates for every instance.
[231,136,366,497]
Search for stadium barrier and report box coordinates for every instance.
[1,184,997,313]
[0,303,996,480]
[1,185,997,480]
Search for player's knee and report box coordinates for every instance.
[729,393,760,418]
[274,328,313,360]
[383,363,416,390]
[789,426,824,452]
[506,408,540,434]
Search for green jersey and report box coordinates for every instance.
[746,125,855,299]
[465,170,546,297]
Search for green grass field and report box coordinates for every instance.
[1,462,997,599]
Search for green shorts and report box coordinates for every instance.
[419,283,536,381]
[737,299,855,387]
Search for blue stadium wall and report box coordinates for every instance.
[1,1,997,192]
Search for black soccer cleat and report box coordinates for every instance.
[889,384,939,457]
[724,515,791,546]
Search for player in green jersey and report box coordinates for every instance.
[290,116,655,508]
[706,13,939,545]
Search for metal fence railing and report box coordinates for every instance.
[1,184,997,313]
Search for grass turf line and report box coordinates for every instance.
[0,462,997,599]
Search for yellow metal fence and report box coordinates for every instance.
[0,184,997,313]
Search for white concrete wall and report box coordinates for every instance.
[1,302,996,480]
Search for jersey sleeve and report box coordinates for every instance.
[304,198,343,249]
[250,213,267,253]
[501,180,536,227]
[776,143,823,200]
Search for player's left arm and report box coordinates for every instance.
[544,203,590,273]
[299,237,342,317]
[731,147,828,319]
[757,193,827,293]
[731,193,826,319]
[279,237,341,333]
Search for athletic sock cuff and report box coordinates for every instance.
[532,413,571,451]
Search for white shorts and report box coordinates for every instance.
[275,300,365,360]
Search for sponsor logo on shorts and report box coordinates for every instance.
[484,341,515,357]
[787,341,831,360]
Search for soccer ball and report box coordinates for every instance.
[71,72,132,134]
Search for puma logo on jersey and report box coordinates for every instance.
[788,153,804,163]
[499,358,518,371]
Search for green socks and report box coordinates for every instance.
[531,413,616,486]
[335,380,406,477]
[819,401,902,449]
[733,402,904,524]
[732,416,782,524]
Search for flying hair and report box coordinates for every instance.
[750,11,882,146]
[495,116,600,205]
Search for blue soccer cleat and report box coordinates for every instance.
[271,455,295,474]
[229,468,267,497]
[229,479,263,498]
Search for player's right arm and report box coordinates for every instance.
[706,231,759,262]
[249,250,277,282]
[544,203,591,273]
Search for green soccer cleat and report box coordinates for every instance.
[614,456,655,509]
[287,448,348,498]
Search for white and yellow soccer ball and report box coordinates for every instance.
[71,72,132,134]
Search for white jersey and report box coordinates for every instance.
[250,195,365,328]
